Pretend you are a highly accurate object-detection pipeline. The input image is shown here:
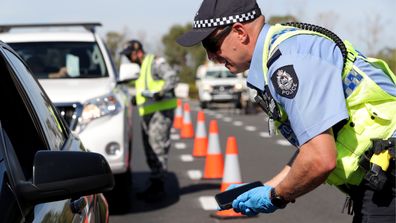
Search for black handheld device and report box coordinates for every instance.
[215,181,263,210]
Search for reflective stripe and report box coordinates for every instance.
[343,69,364,97]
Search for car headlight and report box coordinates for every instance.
[80,93,122,125]
[234,83,243,91]
[203,84,213,92]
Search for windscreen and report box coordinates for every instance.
[9,42,108,79]
[205,70,236,79]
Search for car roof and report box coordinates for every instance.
[0,32,96,43]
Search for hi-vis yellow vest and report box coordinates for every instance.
[135,54,177,116]
[261,24,396,186]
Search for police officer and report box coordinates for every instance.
[177,0,396,222]
[121,40,178,202]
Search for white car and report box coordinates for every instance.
[196,63,245,109]
[0,23,138,201]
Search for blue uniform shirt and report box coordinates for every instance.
[247,24,396,147]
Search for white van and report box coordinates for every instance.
[196,62,246,109]
[0,23,139,200]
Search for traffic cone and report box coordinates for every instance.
[220,136,242,191]
[173,99,183,129]
[203,120,223,179]
[180,103,194,138]
[193,110,208,157]
[211,136,246,219]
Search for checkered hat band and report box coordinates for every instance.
[193,9,259,29]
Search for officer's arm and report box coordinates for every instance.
[274,129,337,202]
[154,58,179,93]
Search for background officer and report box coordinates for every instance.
[176,0,396,222]
[121,40,178,202]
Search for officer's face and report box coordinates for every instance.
[129,50,143,64]
[203,24,251,74]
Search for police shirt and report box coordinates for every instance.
[247,24,396,147]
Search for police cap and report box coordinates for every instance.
[176,0,261,47]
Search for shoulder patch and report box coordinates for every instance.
[270,65,299,99]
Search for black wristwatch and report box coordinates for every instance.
[270,187,288,209]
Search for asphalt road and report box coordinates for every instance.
[110,100,353,223]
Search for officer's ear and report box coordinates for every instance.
[232,23,249,44]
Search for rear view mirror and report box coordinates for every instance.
[18,151,114,204]
[118,63,140,84]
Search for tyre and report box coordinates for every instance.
[235,100,242,109]
[200,101,208,109]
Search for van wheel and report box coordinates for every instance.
[200,102,208,109]
[235,101,242,109]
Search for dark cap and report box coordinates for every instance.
[176,0,261,47]
[120,40,144,56]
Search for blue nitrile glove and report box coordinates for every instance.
[232,185,278,216]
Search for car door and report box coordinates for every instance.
[0,43,106,223]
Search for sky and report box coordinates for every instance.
[1,0,395,54]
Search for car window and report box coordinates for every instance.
[3,49,67,150]
[205,70,236,79]
[9,42,108,79]
[103,40,118,76]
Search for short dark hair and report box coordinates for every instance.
[120,39,144,56]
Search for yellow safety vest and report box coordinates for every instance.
[261,24,396,187]
[135,54,177,116]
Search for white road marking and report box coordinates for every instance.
[180,154,194,162]
[199,196,219,211]
[215,114,223,119]
[187,170,202,180]
[174,142,186,150]
[233,121,243,126]
[277,139,292,146]
[259,132,271,138]
[223,117,232,122]
[245,126,257,131]
[171,134,180,140]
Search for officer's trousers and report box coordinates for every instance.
[141,109,174,180]
[350,178,395,223]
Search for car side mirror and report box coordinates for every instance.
[118,63,140,84]
[17,151,114,204]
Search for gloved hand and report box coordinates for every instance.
[232,185,278,216]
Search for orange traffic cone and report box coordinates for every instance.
[220,136,242,191]
[173,99,183,129]
[211,136,246,219]
[203,120,223,179]
[180,103,194,138]
[193,110,208,157]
